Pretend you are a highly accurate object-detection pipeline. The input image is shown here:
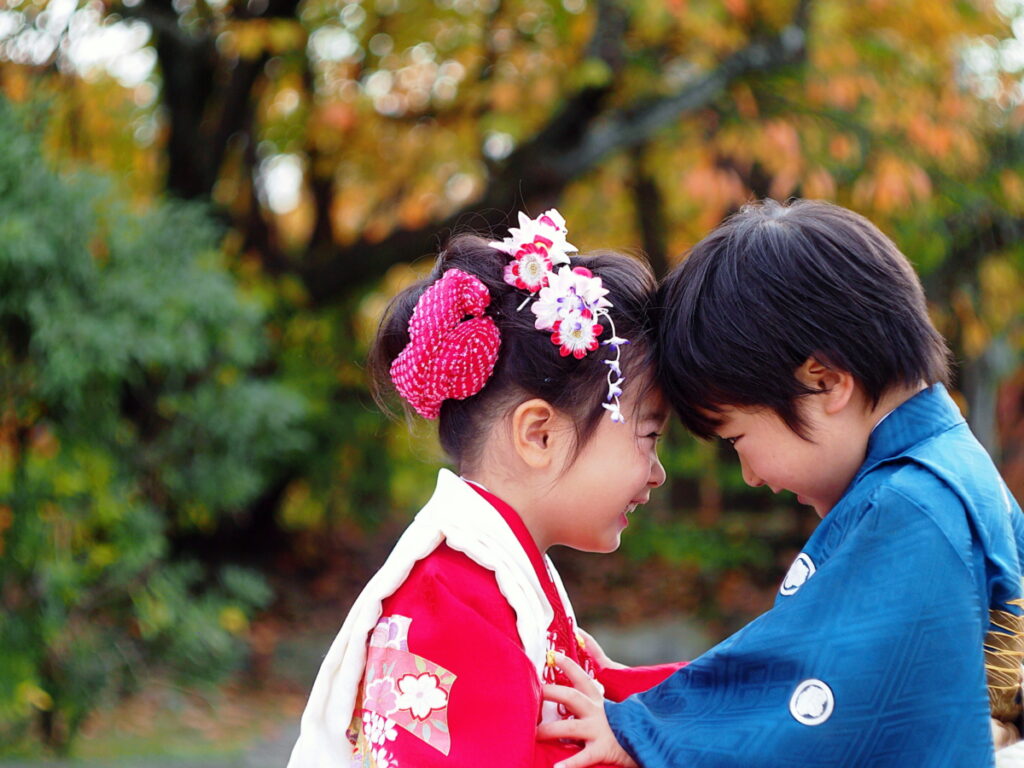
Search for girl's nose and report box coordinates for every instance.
[649,453,667,488]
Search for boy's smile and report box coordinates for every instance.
[712,409,847,518]
[713,398,867,519]
[710,366,931,519]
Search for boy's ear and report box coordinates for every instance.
[511,398,566,469]
[796,357,855,415]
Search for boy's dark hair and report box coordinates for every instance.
[657,198,950,439]
[369,234,657,469]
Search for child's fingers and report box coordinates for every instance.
[553,652,601,696]
[576,628,624,669]
[536,717,586,742]
[554,745,608,768]
[542,684,599,716]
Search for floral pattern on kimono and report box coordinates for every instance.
[349,615,457,766]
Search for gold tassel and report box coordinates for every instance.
[985,600,1024,723]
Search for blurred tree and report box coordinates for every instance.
[0,100,309,752]
[0,0,1021,627]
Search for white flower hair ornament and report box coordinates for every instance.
[489,209,630,424]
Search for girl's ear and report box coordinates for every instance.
[511,398,566,469]
[796,356,855,415]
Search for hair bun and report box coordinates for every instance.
[390,269,501,419]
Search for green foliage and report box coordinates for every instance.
[0,99,308,754]
[620,515,773,572]
[0,6,1022,755]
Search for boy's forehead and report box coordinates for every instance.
[700,403,766,430]
[696,405,728,433]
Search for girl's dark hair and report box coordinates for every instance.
[657,198,951,439]
[369,234,657,469]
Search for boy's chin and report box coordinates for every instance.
[810,501,832,519]
[796,494,829,518]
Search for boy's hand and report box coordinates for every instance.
[537,653,637,768]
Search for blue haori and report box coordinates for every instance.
[606,384,1024,767]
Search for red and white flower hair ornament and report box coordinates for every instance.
[490,210,630,423]
[390,269,501,420]
[490,209,577,296]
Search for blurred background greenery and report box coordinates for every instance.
[0,0,1022,759]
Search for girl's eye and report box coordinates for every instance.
[642,431,662,442]
[722,436,738,447]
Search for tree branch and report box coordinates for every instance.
[555,16,808,178]
[629,144,669,278]
[300,1,811,305]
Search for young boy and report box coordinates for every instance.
[539,199,1024,767]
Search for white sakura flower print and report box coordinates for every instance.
[377,716,397,745]
[373,747,394,768]
[364,676,398,715]
[395,673,449,720]
[361,712,397,746]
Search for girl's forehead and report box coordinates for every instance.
[635,387,670,422]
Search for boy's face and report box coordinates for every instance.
[711,401,867,518]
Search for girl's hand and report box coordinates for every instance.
[537,653,637,768]
[576,628,625,670]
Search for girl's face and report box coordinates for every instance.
[548,385,669,553]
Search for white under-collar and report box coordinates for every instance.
[871,409,895,433]
[460,476,492,493]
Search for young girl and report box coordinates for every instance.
[287,211,681,768]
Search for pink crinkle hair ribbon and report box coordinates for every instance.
[390,268,501,419]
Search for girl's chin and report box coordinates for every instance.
[593,530,623,554]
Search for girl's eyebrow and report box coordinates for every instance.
[641,409,669,423]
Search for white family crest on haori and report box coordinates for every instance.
[779,552,816,596]
[488,209,630,423]
[287,470,581,768]
[789,678,834,726]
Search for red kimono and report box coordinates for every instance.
[347,484,682,767]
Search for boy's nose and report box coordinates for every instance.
[740,462,764,489]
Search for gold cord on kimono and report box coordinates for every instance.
[985,600,1024,724]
